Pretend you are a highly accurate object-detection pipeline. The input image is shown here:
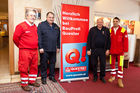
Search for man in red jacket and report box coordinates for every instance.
[13,9,40,91]
[108,17,128,88]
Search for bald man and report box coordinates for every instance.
[87,18,110,83]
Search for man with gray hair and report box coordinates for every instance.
[87,18,110,83]
[13,9,40,91]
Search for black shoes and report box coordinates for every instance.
[41,77,57,84]
[93,77,106,83]
[93,77,98,82]
[41,78,47,84]
[100,78,106,83]
[49,77,57,82]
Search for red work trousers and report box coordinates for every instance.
[18,49,38,86]
[110,54,124,79]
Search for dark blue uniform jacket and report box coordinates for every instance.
[37,21,60,52]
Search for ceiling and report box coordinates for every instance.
[134,0,140,2]
[88,0,140,2]
[0,0,8,13]
[0,0,139,13]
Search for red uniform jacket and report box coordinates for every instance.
[110,26,128,55]
[13,21,38,49]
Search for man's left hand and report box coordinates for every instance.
[124,52,128,57]
[57,49,60,53]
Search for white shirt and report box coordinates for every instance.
[113,27,119,35]
[25,20,34,26]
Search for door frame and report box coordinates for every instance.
[8,0,14,75]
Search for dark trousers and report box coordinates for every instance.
[40,51,56,79]
[91,48,106,79]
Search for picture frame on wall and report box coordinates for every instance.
[25,7,41,20]
[120,20,135,34]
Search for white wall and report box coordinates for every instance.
[93,0,140,21]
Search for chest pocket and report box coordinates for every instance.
[23,28,32,36]
[54,26,59,37]
[41,26,50,35]
[118,34,123,42]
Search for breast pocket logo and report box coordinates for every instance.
[25,31,31,33]
[65,46,87,64]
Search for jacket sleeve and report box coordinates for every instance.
[123,30,129,52]
[13,25,23,47]
[87,28,92,51]
[37,23,43,49]
[106,28,111,50]
[57,26,60,49]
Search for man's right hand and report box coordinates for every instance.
[87,50,91,56]
[39,48,44,54]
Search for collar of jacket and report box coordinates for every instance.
[112,25,121,30]
[45,20,55,27]
[25,20,34,26]
[96,26,106,31]
[111,25,122,32]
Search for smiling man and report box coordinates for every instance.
[108,17,128,88]
[13,9,40,91]
[37,12,60,84]
[87,18,110,83]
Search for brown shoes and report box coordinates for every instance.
[21,82,40,91]
[118,79,124,88]
[29,82,40,87]
[108,76,115,83]
[108,77,124,88]
[21,85,31,91]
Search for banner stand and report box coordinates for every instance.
[60,4,89,82]
[60,77,89,83]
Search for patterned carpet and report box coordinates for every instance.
[0,78,67,93]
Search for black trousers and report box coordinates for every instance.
[40,51,56,79]
[91,48,106,79]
